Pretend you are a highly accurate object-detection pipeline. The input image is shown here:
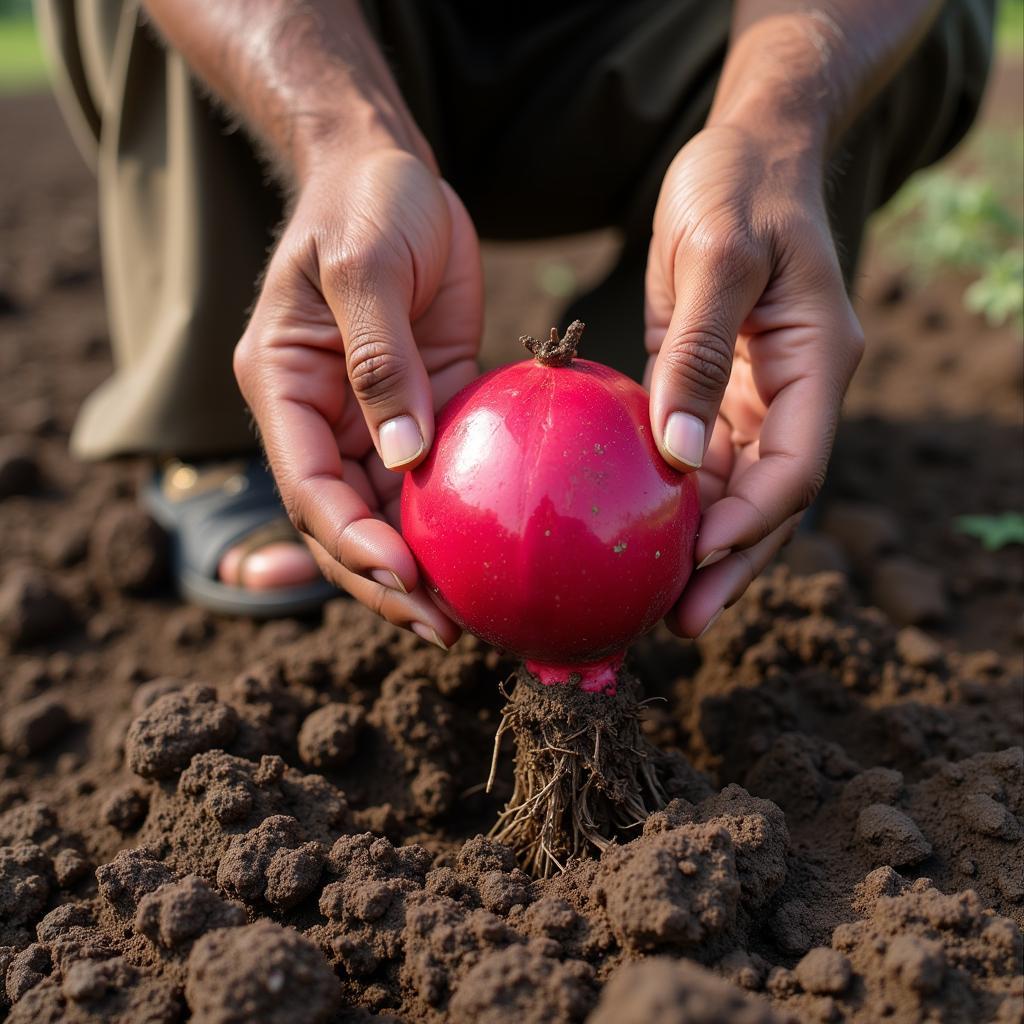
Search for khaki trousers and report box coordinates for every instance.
[36,0,995,460]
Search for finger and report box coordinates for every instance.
[670,513,803,638]
[234,315,419,593]
[264,395,421,592]
[322,261,436,472]
[694,319,863,563]
[303,535,461,649]
[648,235,770,472]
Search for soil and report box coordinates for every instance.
[1,59,1022,1024]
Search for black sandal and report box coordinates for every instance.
[142,458,337,618]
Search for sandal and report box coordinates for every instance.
[142,458,338,618]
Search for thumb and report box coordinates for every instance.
[325,270,434,471]
[649,238,769,471]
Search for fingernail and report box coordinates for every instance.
[697,548,730,570]
[412,621,448,651]
[371,569,407,594]
[663,412,705,469]
[379,415,425,469]
[697,606,724,639]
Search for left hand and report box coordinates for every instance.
[644,123,864,637]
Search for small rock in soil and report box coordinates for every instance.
[0,567,75,648]
[0,439,40,499]
[0,693,72,756]
[794,947,852,995]
[871,558,949,626]
[297,702,365,770]
[959,792,1021,840]
[856,804,932,867]
[90,503,170,595]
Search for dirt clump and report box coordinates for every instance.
[185,921,341,1024]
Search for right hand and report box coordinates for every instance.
[233,149,483,648]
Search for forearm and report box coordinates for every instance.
[142,0,432,183]
[709,1,941,158]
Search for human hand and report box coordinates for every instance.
[234,149,482,648]
[645,124,864,638]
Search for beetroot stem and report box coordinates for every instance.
[520,320,585,367]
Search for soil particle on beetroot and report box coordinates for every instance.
[185,921,341,1024]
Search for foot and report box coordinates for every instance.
[161,459,321,592]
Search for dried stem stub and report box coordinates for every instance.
[487,663,676,878]
[520,320,585,368]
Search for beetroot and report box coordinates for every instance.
[402,323,700,874]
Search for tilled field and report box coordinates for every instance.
[0,91,1022,1023]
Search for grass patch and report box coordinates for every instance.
[0,16,48,93]
[999,0,1024,54]
[874,123,1024,332]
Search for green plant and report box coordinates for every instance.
[876,149,1024,331]
[0,12,48,93]
[966,249,1024,329]
[954,513,1024,551]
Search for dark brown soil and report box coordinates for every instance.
[1,69,1022,1024]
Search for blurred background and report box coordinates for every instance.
[0,0,1021,654]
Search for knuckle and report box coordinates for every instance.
[280,481,312,537]
[323,235,396,295]
[695,225,761,278]
[346,330,407,408]
[232,334,257,391]
[798,459,829,511]
[663,331,733,401]
[845,320,866,369]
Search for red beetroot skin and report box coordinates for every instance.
[401,356,700,683]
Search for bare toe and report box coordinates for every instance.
[219,541,320,590]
